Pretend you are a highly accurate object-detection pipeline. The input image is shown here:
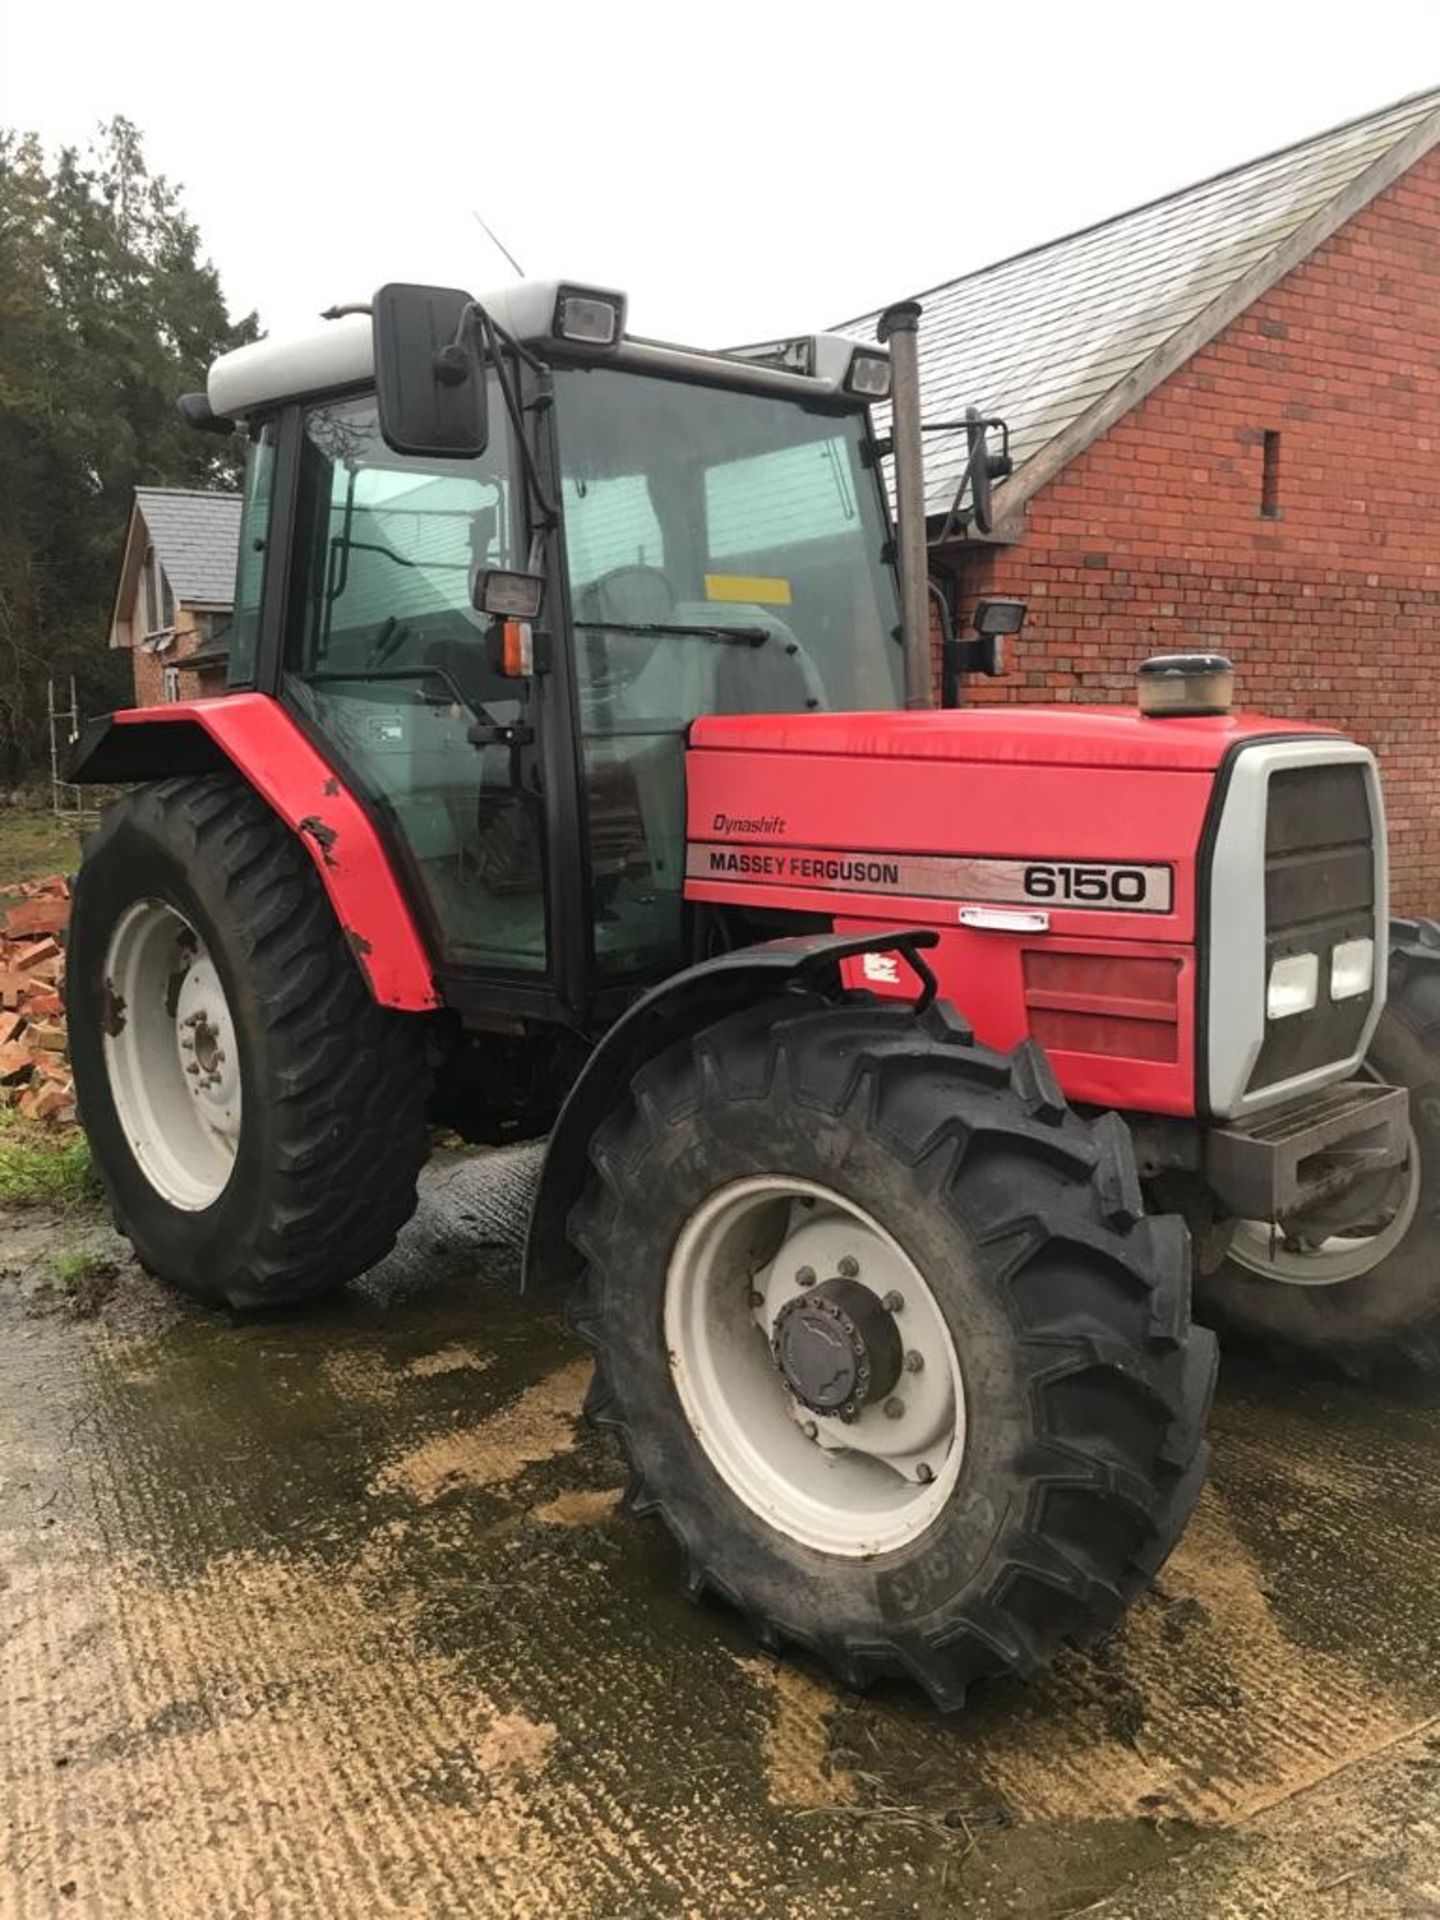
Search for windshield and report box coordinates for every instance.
[553,367,903,732]
[552,367,901,983]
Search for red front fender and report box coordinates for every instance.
[70,696,439,1011]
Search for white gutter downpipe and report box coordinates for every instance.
[878,300,931,709]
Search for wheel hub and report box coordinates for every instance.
[102,900,242,1212]
[771,1277,902,1419]
[664,1177,966,1557]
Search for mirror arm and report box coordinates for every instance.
[464,302,559,529]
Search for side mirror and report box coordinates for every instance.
[373,283,489,459]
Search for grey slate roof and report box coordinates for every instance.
[134,487,241,606]
[846,88,1440,524]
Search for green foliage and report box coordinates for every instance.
[0,804,86,888]
[0,119,258,777]
[0,1110,94,1208]
[51,1246,105,1285]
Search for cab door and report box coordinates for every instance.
[281,393,548,978]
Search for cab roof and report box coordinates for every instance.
[206,277,886,422]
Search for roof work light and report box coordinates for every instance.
[845,351,892,399]
[552,287,626,347]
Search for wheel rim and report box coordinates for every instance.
[1227,1127,1422,1287]
[102,900,243,1211]
[664,1176,966,1557]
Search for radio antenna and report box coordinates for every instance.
[470,209,526,279]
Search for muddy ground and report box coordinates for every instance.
[2,1149,1438,1920]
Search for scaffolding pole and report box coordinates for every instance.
[48,676,89,824]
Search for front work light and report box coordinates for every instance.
[973,597,1027,638]
[846,350,892,399]
[1330,937,1375,1002]
[1268,952,1319,1020]
[474,568,545,621]
[552,286,625,346]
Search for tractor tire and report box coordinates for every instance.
[568,993,1216,1710]
[1197,918,1440,1377]
[67,774,431,1310]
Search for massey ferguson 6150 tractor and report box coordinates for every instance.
[65,280,1437,1708]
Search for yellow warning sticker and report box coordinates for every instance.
[704,573,793,607]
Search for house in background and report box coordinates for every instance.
[108,487,240,705]
[856,86,1440,911]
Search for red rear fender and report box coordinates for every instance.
[69,697,438,1011]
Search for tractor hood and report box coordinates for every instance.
[683,703,1355,960]
[688,706,1342,773]
[684,703,1381,1122]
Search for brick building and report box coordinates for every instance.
[108,487,240,705]
[869,87,1440,911]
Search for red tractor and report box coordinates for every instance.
[65,281,1435,1709]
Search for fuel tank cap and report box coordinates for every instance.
[1137,652,1234,717]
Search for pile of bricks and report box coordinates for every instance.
[0,876,74,1124]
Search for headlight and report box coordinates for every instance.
[1330,936,1375,1002]
[1267,951,1319,1020]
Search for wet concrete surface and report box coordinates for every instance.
[2,1151,1438,1919]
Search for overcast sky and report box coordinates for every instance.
[2,2,1436,351]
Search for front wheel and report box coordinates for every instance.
[568,994,1216,1709]
[1198,919,1440,1376]
[68,774,432,1309]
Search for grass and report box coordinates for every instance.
[0,804,88,890]
[52,1245,112,1287]
[0,1111,94,1209]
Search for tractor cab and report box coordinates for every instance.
[203,281,904,1019]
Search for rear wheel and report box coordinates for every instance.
[569,994,1216,1709]
[68,774,432,1309]
[1198,919,1440,1376]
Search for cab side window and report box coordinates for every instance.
[226,421,277,687]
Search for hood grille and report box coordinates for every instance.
[1248,762,1376,1095]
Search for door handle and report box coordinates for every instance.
[958,907,1050,932]
[467,722,534,749]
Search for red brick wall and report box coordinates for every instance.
[127,610,225,708]
[943,145,1440,913]
[130,644,168,708]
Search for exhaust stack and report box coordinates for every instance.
[878,300,931,709]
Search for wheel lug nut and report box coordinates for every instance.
[185,1063,200,1076]
[837,1255,859,1278]
[903,1350,924,1373]
[883,1397,905,1420]
[796,1266,816,1288]
[882,1291,905,1313]
[801,1420,818,1440]
[749,1289,766,1310]
[915,1462,935,1484]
